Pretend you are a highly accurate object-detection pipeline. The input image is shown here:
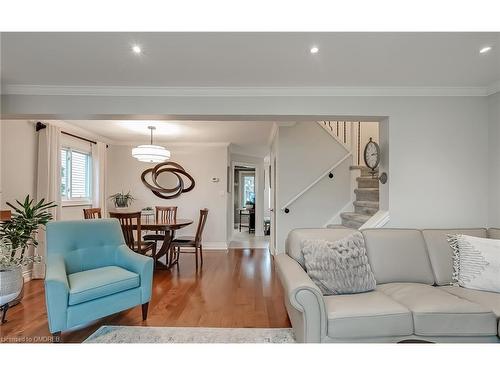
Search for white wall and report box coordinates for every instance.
[0,120,103,219]
[2,94,492,252]
[107,144,229,248]
[488,92,500,227]
[1,120,38,208]
[275,121,351,250]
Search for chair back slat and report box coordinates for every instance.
[156,206,177,222]
[109,211,143,252]
[195,209,209,246]
[83,208,102,219]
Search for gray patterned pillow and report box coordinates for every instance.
[301,232,376,295]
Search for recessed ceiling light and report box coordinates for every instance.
[480,46,492,54]
[310,46,319,54]
[131,45,142,55]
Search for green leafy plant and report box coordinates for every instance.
[0,196,56,269]
[109,191,134,208]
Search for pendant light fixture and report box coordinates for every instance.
[132,126,171,163]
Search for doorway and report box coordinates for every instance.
[228,162,269,250]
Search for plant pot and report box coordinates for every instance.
[0,266,23,306]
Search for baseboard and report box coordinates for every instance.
[201,241,229,250]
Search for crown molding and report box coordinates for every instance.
[110,141,231,147]
[487,80,500,96]
[1,84,494,97]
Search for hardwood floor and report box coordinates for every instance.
[0,249,291,343]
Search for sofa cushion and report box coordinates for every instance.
[286,228,357,268]
[422,228,486,286]
[361,229,434,285]
[378,283,497,336]
[439,286,500,317]
[325,290,413,339]
[487,228,500,239]
[68,266,140,306]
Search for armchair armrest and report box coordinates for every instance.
[275,253,327,343]
[114,245,153,304]
[44,255,70,333]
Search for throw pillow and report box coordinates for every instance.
[447,234,500,293]
[301,232,376,295]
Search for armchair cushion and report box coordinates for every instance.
[68,266,139,306]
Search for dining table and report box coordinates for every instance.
[139,217,193,269]
[109,210,193,270]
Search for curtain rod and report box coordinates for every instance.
[36,121,108,147]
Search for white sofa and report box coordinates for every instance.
[275,227,500,343]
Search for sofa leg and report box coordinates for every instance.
[142,302,149,320]
[52,332,62,343]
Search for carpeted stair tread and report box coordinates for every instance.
[340,212,372,229]
[340,212,372,222]
[353,200,379,215]
[353,200,379,208]
[356,176,379,188]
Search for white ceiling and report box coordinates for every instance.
[65,120,275,157]
[1,32,499,88]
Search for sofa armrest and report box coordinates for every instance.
[44,255,70,333]
[115,245,154,304]
[275,253,327,343]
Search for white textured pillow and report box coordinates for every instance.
[447,234,500,293]
[301,232,376,295]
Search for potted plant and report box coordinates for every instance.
[109,191,134,209]
[0,196,56,323]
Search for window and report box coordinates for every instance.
[61,148,92,204]
[242,175,255,206]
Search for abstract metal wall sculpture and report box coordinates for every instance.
[141,162,195,199]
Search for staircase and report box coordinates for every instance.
[332,166,379,229]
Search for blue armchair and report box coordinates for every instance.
[44,219,153,336]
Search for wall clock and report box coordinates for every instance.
[363,137,380,172]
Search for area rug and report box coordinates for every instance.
[84,326,296,343]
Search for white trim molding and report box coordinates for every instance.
[487,80,500,96]
[2,84,495,97]
[359,210,390,230]
[201,241,229,250]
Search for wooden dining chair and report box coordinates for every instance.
[109,211,155,256]
[143,206,178,244]
[156,206,177,222]
[83,208,102,219]
[171,209,209,268]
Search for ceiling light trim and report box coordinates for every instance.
[2,84,495,97]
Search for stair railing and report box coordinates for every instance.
[281,152,352,213]
[317,121,352,152]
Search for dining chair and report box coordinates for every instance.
[143,206,178,249]
[156,206,177,222]
[171,209,209,268]
[109,211,155,256]
[83,208,102,219]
